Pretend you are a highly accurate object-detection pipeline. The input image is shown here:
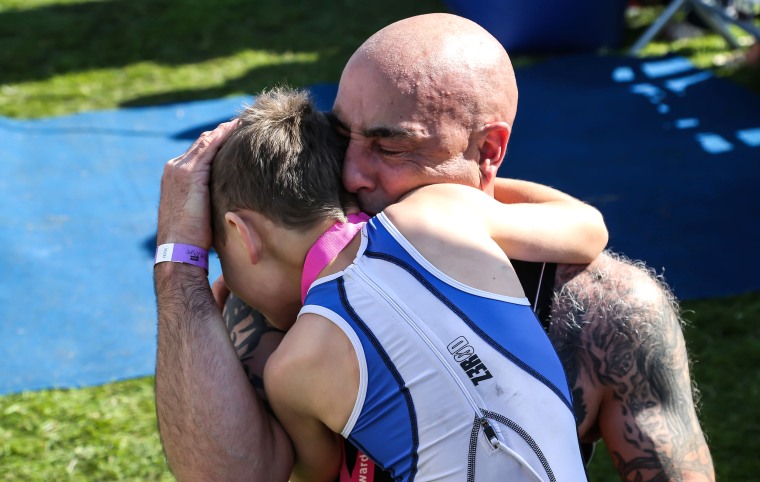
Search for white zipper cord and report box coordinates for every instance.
[482,420,544,481]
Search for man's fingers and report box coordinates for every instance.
[157,119,239,249]
[192,120,238,151]
[169,119,239,169]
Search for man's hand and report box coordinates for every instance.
[157,120,238,249]
[154,121,294,482]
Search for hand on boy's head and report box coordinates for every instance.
[157,120,239,250]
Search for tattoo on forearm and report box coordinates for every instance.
[612,450,673,482]
[548,252,714,481]
[223,294,284,389]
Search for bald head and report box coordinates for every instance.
[334,14,518,212]
[348,13,518,128]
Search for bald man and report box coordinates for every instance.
[155,13,715,482]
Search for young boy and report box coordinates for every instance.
[209,87,606,481]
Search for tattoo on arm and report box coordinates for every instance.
[223,294,285,391]
[548,253,714,481]
[547,262,590,427]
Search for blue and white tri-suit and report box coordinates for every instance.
[301,213,587,482]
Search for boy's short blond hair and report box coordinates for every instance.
[210,87,348,244]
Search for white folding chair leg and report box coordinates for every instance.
[693,1,743,47]
[630,0,760,55]
[695,0,760,39]
[629,0,691,55]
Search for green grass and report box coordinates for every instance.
[685,293,760,480]
[1,0,759,479]
[0,378,170,481]
[0,0,447,118]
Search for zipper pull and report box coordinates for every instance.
[481,419,546,482]
[482,420,500,448]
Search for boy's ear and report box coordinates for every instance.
[224,211,262,265]
[478,122,511,193]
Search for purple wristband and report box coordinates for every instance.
[155,243,209,272]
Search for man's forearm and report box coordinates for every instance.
[154,262,293,482]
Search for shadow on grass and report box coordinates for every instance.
[0,0,445,89]
[119,57,337,108]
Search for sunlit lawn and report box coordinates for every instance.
[1,0,758,479]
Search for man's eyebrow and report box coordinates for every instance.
[326,112,416,139]
[362,126,416,139]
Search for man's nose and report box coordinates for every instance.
[342,141,375,194]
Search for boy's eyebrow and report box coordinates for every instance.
[326,112,416,140]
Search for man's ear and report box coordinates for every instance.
[478,122,511,194]
[224,211,262,265]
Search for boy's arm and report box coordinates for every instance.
[264,314,348,482]
[487,178,608,263]
[493,177,579,205]
[484,196,608,264]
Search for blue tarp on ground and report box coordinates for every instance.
[1,55,758,395]
[505,54,760,301]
